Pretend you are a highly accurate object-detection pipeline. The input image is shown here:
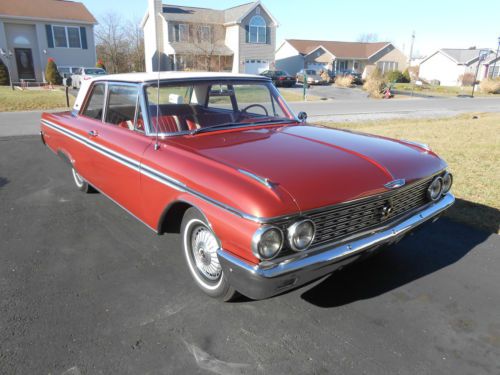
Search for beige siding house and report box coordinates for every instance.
[0,0,96,83]
[141,0,278,74]
[276,39,408,77]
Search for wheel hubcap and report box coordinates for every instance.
[72,168,84,187]
[191,226,221,281]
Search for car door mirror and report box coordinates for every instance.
[298,112,307,122]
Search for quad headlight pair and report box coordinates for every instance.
[252,219,315,260]
[427,172,453,201]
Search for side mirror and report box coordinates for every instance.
[297,111,307,122]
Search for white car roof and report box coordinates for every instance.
[73,71,267,113]
[92,71,264,83]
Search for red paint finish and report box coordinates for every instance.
[41,110,447,265]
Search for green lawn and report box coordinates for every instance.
[317,113,500,234]
[0,86,74,112]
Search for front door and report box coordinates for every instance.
[14,48,35,80]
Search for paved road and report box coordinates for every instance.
[289,96,500,122]
[2,96,499,137]
[1,136,499,374]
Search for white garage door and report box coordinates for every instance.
[244,59,269,74]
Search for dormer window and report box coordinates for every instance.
[248,15,266,44]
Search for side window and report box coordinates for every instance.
[82,83,105,120]
[105,84,140,130]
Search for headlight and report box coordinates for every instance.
[427,176,443,201]
[287,219,316,252]
[442,172,453,194]
[252,226,283,260]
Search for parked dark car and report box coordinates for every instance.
[336,70,363,84]
[260,70,295,87]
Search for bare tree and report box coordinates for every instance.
[187,23,228,71]
[125,18,145,72]
[357,33,379,43]
[95,12,128,73]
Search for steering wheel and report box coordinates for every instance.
[240,104,269,117]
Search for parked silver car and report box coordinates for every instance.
[296,69,328,86]
[71,67,106,89]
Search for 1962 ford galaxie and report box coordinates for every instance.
[40,72,454,301]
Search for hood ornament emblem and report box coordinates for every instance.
[384,179,405,189]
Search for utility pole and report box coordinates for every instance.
[408,31,415,66]
[472,49,489,98]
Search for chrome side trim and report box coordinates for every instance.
[41,119,448,227]
[217,193,455,300]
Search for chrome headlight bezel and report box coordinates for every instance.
[287,219,316,252]
[442,172,453,194]
[251,226,284,261]
[427,176,443,201]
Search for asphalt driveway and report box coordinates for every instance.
[1,136,499,374]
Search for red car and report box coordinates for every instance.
[40,72,454,301]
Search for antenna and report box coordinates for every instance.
[154,12,162,151]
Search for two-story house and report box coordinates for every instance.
[141,0,278,74]
[0,0,97,83]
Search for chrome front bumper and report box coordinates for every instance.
[218,193,455,300]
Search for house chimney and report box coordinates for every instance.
[148,0,164,71]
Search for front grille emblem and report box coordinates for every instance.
[380,202,393,220]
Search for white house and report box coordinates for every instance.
[419,48,500,86]
[0,0,97,82]
[275,39,408,77]
[141,0,278,74]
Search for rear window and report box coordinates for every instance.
[85,68,106,75]
[305,70,316,75]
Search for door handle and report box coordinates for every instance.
[88,130,98,137]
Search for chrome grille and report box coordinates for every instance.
[309,177,433,247]
[274,176,434,256]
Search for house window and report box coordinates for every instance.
[175,24,189,42]
[336,60,348,71]
[377,61,398,74]
[52,25,81,48]
[248,15,266,44]
[198,26,211,42]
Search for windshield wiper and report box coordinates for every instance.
[191,119,294,135]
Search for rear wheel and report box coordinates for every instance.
[71,167,95,193]
[181,207,238,301]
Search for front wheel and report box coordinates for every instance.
[181,207,238,301]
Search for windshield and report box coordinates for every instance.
[144,80,296,135]
[276,71,289,76]
[85,68,106,75]
[305,70,317,75]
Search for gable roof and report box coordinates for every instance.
[421,48,495,66]
[285,39,391,59]
[160,1,277,26]
[0,0,96,24]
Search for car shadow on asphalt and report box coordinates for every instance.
[446,198,500,234]
[300,218,491,308]
[0,176,9,188]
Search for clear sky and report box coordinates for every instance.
[83,0,500,57]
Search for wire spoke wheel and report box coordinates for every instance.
[190,224,222,282]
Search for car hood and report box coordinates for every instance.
[169,124,446,213]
